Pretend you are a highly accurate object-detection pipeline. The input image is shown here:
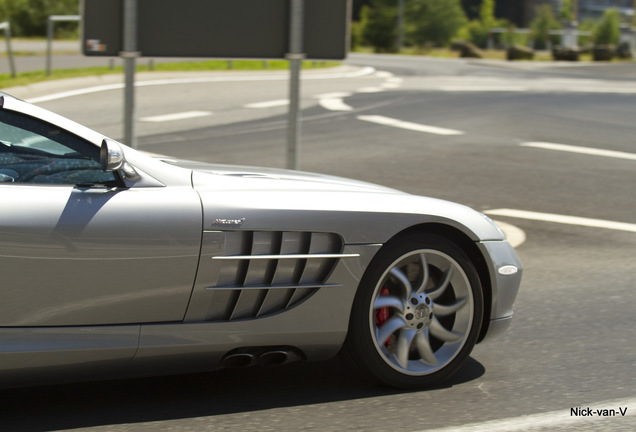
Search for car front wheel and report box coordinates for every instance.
[343,233,484,389]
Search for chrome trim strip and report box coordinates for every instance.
[211,253,360,260]
[205,283,342,291]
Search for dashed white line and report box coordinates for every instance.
[485,209,636,233]
[416,396,636,432]
[319,98,353,112]
[357,115,465,136]
[440,86,528,92]
[356,87,385,93]
[140,111,212,122]
[245,99,289,109]
[314,92,353,99]
[521,142,636,161]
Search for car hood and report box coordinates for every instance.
[165,159,401,194]
[163,159,504,244]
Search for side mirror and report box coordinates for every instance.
[100,139,141,182]
[100,139,125,171]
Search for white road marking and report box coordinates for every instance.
[521,142,636,161]
[416,396,636,432]
[319,98,353,111]
[25,67,377,104]
[140,111,212,122]
[245,99,289,108]
[566,86,636,94]
[440,85,528,92]
[356,87,385,93]
[315,92,352,99]
[357,115,465,136]
[375,71,394,78]
[485,209,636,233]
[382,82,402,89]
[492,220,526,247]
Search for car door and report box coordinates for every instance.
[0,106,202,327]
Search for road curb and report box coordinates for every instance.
[4,65,368,102]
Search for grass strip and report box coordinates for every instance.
[0,59,339,89]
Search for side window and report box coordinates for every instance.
[0,109,119,186]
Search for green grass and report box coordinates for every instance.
[354,45,631,63]
[0,59,340,89]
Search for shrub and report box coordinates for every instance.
[360,1,397,53]
[0,0,79,37]
[405,0,466,48]
[594,8,620,46]
[530,4,561,50]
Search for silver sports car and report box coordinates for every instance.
[0,93,521,389]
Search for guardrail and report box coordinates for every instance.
[46,15,80,76]
[0,22,16,78]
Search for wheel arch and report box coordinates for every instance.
[378,222,493,344]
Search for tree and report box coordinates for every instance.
[0,0,79,37]
[558,0,574,22]
[530,4,561,50]
[594,8,620,45]
[360,0,398,53]
[456,0,510,48]
[405,0,466,47]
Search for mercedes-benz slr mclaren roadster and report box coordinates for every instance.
[0,93,521,389]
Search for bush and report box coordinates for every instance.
[405,0,466,48]
[455,0,509,49]
[593,45,615,61]
[530,4,561,50]
[0,0,79,37]
[453,40,483,58]
[457,20,489,49]
[594,8,620,46]
[552,45,580,61]
[360,1,397,53]
[507,45,534,61]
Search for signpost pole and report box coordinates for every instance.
[286,0,305,170]
[122,0,138,149]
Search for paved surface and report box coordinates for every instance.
[0,51,634,432]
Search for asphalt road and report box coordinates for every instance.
[1,53,635,431]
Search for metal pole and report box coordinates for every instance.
[286,0,305,170]
[45,16,80,76]
[46,17,53,76]
[122,0,138,149]
[1,22,16,78]
[397,0,404,52]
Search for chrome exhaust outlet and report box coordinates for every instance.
[258,350,288,366]
[221,347,304,369]
[221,353,257,368]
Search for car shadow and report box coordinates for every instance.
[0,357,485,431]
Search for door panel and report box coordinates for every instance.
[0,184,202,326]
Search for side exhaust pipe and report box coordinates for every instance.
[258,350,288,366]
[221,347,304,369]
[220,353,257,368]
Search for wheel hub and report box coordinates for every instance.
[403,293,433,332]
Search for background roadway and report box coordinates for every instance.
[1,52,635,431]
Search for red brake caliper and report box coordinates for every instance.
[375,287,391,346]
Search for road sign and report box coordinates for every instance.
[82,0,351,60]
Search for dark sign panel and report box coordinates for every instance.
[82,0,350,60]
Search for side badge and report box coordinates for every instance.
[212,218,245,228]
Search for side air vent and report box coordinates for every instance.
[186,231,358,322]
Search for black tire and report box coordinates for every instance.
[342,233,484,389]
